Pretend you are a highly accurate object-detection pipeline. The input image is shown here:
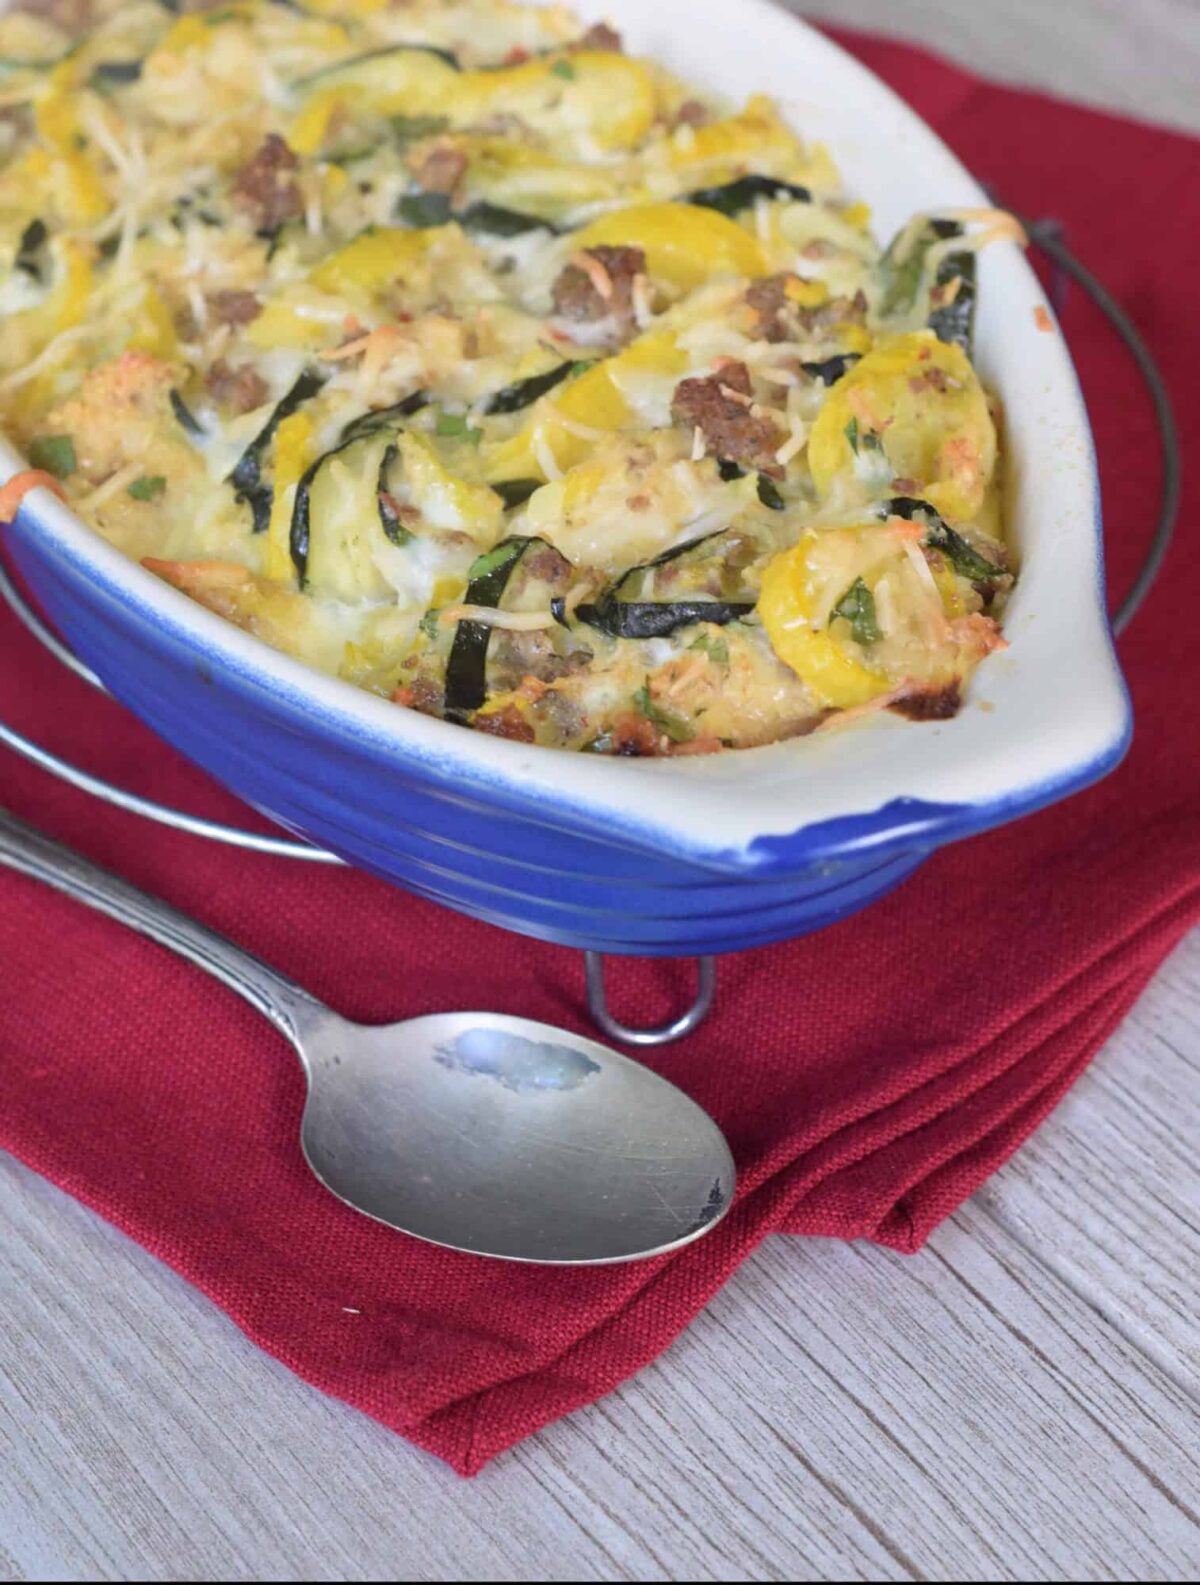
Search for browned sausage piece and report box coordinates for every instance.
[206,359,269,415]
[551,245,647,342]
[408,143,468,197]
[232,134,304,235]
[573,22,623,52]
[671,361,785,475]
[745,276,870,343]
[473,705,536,743]
[207,290,262,328]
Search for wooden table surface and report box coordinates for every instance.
[2,2,1197,1579]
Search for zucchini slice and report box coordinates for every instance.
[290,429,397,600]
[879,218,977,355]
[398,196,565,236]
[295,43,462,90]
[573,532,755,639]
[492,478,542,511]
[883,496,1004,581]
[482,361,587,417]
[91,60,143,87]
[337,390,428,445]
[230,367,328,534]
[443,536,547,718]
[14,219,49,284]
[717,460,787,510]
[802,353,862,386]
[169,388,206,442]
[684,174,813,217]
[459,201,562,238]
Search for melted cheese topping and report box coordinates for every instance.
[0,0,1019,755]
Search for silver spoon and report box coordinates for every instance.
[0,807,735,1265]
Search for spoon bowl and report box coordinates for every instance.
[298,1008,734,1263]
[0,807,735,1265]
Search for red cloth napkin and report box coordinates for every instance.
[2,30,1198,1476]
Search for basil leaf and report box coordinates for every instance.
[435,411,483,444]
[27,434,76,478]
[128,475,167,501]
[633,681,694,743]
[832,577,882,645]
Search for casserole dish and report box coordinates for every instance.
[0,0,1131,956]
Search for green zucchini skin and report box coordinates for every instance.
[169,388,206,442]
[376,443,410,545]
[883,496,1003,581]
[290,432,409,587]
[572,531,754,639]
[443,537,546,718]
[296,42,462,89]
[459,201,562,238]
[802,352,862,386]
[684,175,812,216]
[337,391,428,445]
[573,597,754,639]
[14,219,48,283]
[230,368,328,535]
[492,478,543,510]
[927,220,977,356]
[288,435,361,585]
[755,474,785,512]
[879,218,976,355]
[482,361,587,417]
[398,197,564,236]
[92,60,143,86]
[716,459,787,510]
[397,191,453,228]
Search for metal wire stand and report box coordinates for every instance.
[0,220,1180,1043]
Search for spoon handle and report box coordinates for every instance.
[0,806,323,1046]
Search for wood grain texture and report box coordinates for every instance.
[3,2,1199,1580]
[789,0,1200,135]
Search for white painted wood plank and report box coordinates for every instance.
[977,932,1200,1397]
[787,0,1200,135]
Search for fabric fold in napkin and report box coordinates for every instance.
[2,30,1198,1475]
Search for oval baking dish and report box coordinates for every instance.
[0,0,1131,956]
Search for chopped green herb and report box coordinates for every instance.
[419,609,442,641]
[390,114,451,143]
[832,577,882,646]
[689,632,730,665]
[127,474,167,502]
[436,411,483,445]
[551,58,577,81]
[633,681,695,743]
[27,434,76,479]
[925,520,1002,582]
[326,146,378,167]
[397,191,453,228]
[844,416,882,455]
[582,732,615,754]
